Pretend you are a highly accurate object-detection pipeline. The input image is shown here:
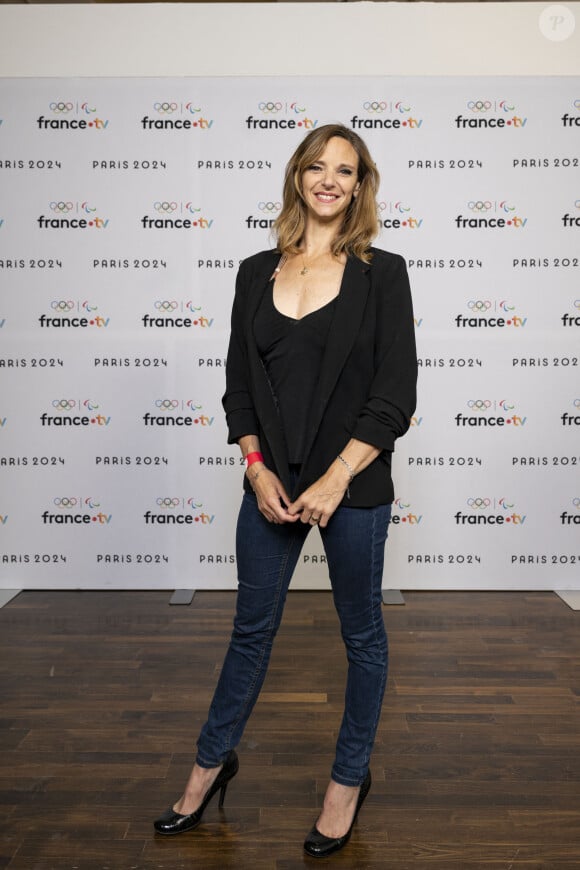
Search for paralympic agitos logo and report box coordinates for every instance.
[141,202,213,230]
[37,101,109,131]
[455,200,527,230]
[37,201,109,230]
[141,101,214,130]
[454,99,527,129]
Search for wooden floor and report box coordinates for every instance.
[1,590,579,869]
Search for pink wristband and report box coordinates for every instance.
[245,451,264,467]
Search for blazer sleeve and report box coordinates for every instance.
[221,258,260,444]
[351,254,417,452]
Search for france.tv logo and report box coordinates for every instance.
[141,201,213,229]
[455,99,527,128]
[351,100,423,130]
[561,99,580,127]
[143,400,215,427]
[144,496,215,525]
[39,300,110,329]
[37,201,109,230]
[561,200,580,228]
[141,301,214,329]
[455,200,527,229]
[246,101,318,130]
[455,399,527,428]
[245,200,281,229]
[389,497,423,526]
[141,101,214,130]
[378,201,423,229]
[455,300,527,329]
[37,101,109,131]
[560,497,580,525]
[455,496,526,526]
[42,496,112,525]
[40,399,111,427]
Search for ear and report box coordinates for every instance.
[353,182,361,198]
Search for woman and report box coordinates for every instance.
[154,124,417,858]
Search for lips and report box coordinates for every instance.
[315,192,339,203]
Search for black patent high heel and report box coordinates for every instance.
[153,750,239,835]
[303,770,371,858]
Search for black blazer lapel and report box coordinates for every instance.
[299,255,371,471]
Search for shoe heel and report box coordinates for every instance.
[218,781,229,809]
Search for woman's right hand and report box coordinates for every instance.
[247,465,299,524]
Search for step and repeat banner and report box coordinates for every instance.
[0,76,579,590]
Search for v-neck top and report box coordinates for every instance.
[253,283,338,463]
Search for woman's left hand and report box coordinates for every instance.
[288,464,350,528]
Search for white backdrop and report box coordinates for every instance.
[0,75,579,590]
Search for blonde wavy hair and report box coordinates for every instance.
[273,124,380,263]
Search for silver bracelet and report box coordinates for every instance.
[337,454,355,498]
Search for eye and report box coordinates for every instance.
[307,163,322,172]
[339,168,354,176]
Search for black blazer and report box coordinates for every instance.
[222,247,417,507]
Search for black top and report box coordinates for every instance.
[254,283,337,463]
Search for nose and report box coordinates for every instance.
[321,171,337,188]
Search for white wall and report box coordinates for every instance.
[0,3,579,78]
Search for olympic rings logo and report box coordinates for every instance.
[156,497,180,508]
[53,497,77,508]
[258,101,282,113]
[154,201,177,213]
[574,200,580,209]
[574,300,580,310]
[574,399,580,409]
[51,300,75,312]
[155,300,178,312]
[154,102,178,114]
[52,399,76,410]
[468,201,492,212]
[363,101,387,113]
[50,201,74,214]
[49,101,73,114]
[467,400,492,410]
[572,498,580,509]
[468,300,492,312]
[155,399,179,410]
[258,201,281,213]
[467,100,492,112]
[377,202,388,212]
[467,498,491,509]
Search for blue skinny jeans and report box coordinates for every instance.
[196,491,391,787]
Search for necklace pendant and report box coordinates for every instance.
[300,266,309,276]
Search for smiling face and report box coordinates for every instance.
[300,136,360,227]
